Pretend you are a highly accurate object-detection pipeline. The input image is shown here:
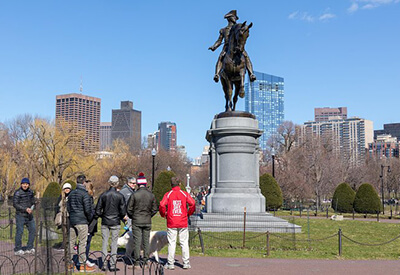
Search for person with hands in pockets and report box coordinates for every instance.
[159,177,196,270]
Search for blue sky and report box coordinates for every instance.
[1,0,399,159]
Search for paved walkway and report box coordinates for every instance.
[157,255,400,275]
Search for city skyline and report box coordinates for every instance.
[1,1,399,158]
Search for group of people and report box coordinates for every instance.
[13,173,196,272]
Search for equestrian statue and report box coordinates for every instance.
[209,10,256,112]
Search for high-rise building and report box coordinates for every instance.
[55,93,101,152]
[158,121,177,152]
[245,71,284,151]
[369,134,399,159]
[100,122,112,151]
[374,123,400,140]
[314,107,347,122]
[298,117,374,165]
[111,101,141,151]
[147,131,159,149]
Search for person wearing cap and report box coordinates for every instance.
[127,172,158,269]
[13,177,36,256]
[159,177,196,270]
[95,175,127,272]
[120,176,137,230]
[208,10,256,83]
[67,174,95,272]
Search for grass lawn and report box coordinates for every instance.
[2,212,400,261]
[89,214,400,260]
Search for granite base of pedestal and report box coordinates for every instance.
[189,212,301,233]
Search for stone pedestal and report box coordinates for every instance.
[205,111,265,213]
[189,111,301,233]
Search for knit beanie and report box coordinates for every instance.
[137,172,147,185]
[21,178,30,184]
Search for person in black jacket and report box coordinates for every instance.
[13,178,36,255]
[95,175,127,272]
[67,175,95,272]
[127,173,158,269]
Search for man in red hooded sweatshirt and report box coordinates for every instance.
[159,177,196,270]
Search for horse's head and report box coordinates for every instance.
[235,21,253,53]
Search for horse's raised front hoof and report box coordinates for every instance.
[250,74,256,82]
[213,75,219,83]
[239,91,245,98]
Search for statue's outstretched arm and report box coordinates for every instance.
[209,30,224,51]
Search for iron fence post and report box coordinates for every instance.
[326,206,328,218]
[266,231,270,256]
[338,228,342,256]
[197,228,205,254]
[39,221,43,243]
[243,207,247,249]
[10,219,13,239]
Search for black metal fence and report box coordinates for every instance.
[0,200,164,275]
[189,205,400,258]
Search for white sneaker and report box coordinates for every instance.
[14,250,24,256]
[26,249,35,255]
[183,263,191,269]
[165,264,175,270]
[86,260,95,267]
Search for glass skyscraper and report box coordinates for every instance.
[245,71,284,151]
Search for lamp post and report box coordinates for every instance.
[271,148,276,178]
[151,148,157,191]
[186,174,191,194]
[380,164,391,215]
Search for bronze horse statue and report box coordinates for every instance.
[219,21,253,112]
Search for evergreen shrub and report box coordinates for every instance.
[152,171,187,203]
[331,182,355,213]
[259,173,283,211]
[354,183,382,214]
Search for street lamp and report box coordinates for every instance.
[380,164,391,214]
[186,174,191,194]
[271,147,276,178]
[151,148,157,191]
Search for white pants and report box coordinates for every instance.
[167,227,190,265]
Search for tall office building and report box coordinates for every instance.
[111,101,142,151]
[147,131,159,149]
[55,93,101,153]
[368,134,399,159]
[298,117,374,165]
[158,121,177,152]
[100,122,112,151]
[245,71,284,151]
[374,123,400,140]
[314,107,347,122]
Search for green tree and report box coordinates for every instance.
[153,170,187,203]
[42,181,61,210]
[259,173,283,211]
[332,182,355,213]
[354,183,382,214]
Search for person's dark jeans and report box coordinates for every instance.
[132,224,151,264]
[15,214,36,251]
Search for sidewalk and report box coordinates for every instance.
[158,255,400,275]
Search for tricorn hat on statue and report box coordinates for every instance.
[224,10,239,20]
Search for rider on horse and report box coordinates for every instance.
[209,10,256,83]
